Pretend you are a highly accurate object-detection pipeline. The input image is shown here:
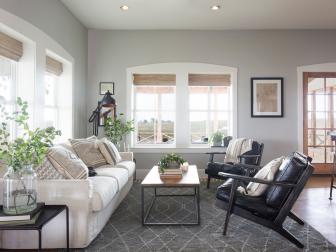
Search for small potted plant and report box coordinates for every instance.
[104,113,134,150]
[0,98,61,215]
[158,153,186,174]
[210,131,224,147]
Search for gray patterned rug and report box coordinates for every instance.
[77,182,336,252]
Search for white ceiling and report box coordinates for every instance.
[61,0,336,30]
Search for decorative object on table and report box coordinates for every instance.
[251,77,283,117]
[104,113,134,150]
[0,98,61,215]
[99,82,114,95]
[180,162,189,173]
[89,90,117,135]
[0,202,44,225]
[210,131,224,147]
[329,131,336,200]
[158,153,186,174]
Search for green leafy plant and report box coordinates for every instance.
[0,98,61,171]
[158,153,186,174]
[210,131,224,146]
[104,113,134,144]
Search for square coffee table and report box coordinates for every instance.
[141,165,200,226]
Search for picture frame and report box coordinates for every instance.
[251,77,283,117]
[99,82,114,95]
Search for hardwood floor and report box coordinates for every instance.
[293,176,336,245]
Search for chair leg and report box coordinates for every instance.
[222,180,238,235]
[276,227,304,248]
[207,176,211,189]
[288,211,304,225]
[223,212,231,235]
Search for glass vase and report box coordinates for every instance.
[3,165,37,215]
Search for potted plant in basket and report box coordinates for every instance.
[104,113,134,150]
[0,98,61,215]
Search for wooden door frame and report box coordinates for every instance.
[303,72,336,174]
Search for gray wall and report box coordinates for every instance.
[88,30,336,174]
[0,0,88,138]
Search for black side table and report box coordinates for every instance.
[0,204,69,251]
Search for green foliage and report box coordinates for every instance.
[0,98,61,171]
[158,153,186,173]
[210,131,224,145]
[104,113,134,144]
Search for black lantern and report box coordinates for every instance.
[89,91,116,136]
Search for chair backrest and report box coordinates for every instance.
[223,136,233,147]
[240,141,264,166]
[265,152,313,210]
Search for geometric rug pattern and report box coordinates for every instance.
[76,182,336,252]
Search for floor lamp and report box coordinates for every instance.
[89,91,116,136]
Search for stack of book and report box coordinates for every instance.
[0,203,44,226]
[160,168,183,180]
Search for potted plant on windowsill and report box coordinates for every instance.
[210,131,224,147]
[0,98,61,215]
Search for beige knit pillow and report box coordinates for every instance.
[98,138,122,165]
[69,136,107,168]
[35,157,66,179]
[47,146,88,179]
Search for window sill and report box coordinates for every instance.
[130,146,226,154]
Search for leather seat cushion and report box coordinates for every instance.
[206,162,244,178]
[115,161,135,178]
[216,186,278,219]
[95,167,129,190]
[89,176,118,212]
[265,153,307,209]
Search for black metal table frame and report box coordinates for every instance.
[141,185,200,226]
[0,205,69,252]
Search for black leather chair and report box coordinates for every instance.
[216,152,314,248]
[205,140,264,188]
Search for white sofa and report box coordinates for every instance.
[0,144,135,249]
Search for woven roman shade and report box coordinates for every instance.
[133,74,176,86]
[46,56,63,76]
[0,31,23,61]
[188,74,231,86]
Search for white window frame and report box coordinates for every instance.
[126,63,237,152]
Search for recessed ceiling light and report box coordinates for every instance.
[120,5,129,11]
[211,5,220,11]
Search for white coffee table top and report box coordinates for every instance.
[141,165,200,186]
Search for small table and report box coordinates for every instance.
[0,205,69,251]
[141,165,200,226]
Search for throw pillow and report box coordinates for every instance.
[240,156,285,197]
[35,157,66,179]
[69,136,107,168]
[98,138,122,165]
[47,145,88,179]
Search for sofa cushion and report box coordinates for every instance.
[89,176,118,211]
[95,167,129,190]
[47,146,88,179]
[35,157,66,179]
[69,136,107,168]
[243,156,284,197]
[98,138,122,164]
[115,161,135,178]
[266,153,308,209]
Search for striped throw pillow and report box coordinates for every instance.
[98,138,122,165]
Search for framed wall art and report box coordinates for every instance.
[99,82,114,95]
[251,77,283,117]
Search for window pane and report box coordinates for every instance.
[161,93,175,111]
[190,112,207,144]
[326,147,334,163]
[308,147,325,163]
[308,78,324,94]
[326,78,336,93]
[189,86,208,110]
[0,56,14,102]
[210,112,230,136]
[45,74,57,106]
[135,86,175,110]
[44,108,58,127]
[210,86,230,110]
[308,129,325,146]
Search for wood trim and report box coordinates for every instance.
[46,56,63,76]
[0,31,23,61]
[133,74,176,86]
[188,74,231,86]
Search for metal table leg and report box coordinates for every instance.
[66,206,70,251]
[38,229,42,252]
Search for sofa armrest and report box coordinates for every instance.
[119,152,134,162]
